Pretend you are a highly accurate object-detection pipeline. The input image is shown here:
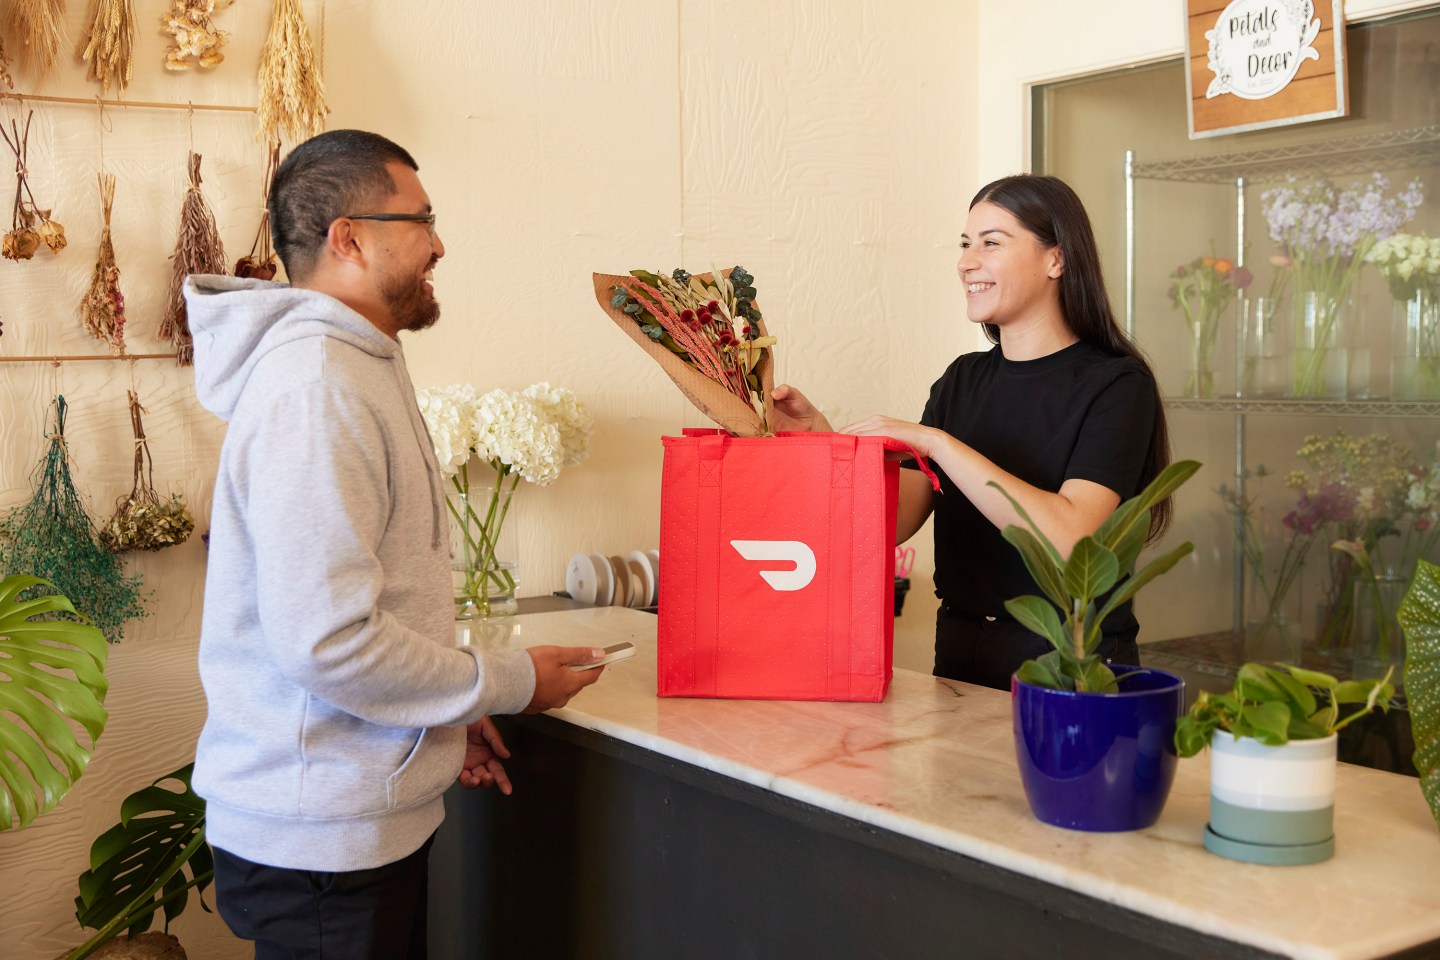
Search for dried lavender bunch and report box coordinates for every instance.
[162,152,227,364]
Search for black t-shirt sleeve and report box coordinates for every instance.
[1063,367,1156,499]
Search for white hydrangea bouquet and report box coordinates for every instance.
[416,382,594,618]
[1366,232,1440,301]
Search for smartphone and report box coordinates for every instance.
[570,641,636,671]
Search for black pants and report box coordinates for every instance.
[213,835,434,960]
[934,608,1141,691]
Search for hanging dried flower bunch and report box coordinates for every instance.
[1,111,66,261]
[162,152,226,364]
[0,37,16,89]
[77,0,135,93]
[235,140,280,279]
[79,173,125,351]
[0,396,148,644]
[4,0,66,80]
[161,0,231,71]
[257,0,327,144]
[100,392,196,552]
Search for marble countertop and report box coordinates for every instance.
[456,608,1440,960]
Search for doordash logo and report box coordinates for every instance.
[729,540,816,591]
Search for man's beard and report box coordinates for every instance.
[381,263,440,333]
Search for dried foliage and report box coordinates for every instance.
[79,172,125,351]
[99,392,195,552]
[162,152,226,364]
[0,396,147,644]
[257,0,327,144]
[235,140,280,279]
[4,0,66,80]
[161,0,231,71]
[0,37,15,89]
[77,0,135,93]
[1,111,66,262]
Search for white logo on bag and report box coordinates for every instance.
[729,540,816,591]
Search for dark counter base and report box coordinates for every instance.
[428,715,1284,960]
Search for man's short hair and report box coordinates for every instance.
[268,130,419,281]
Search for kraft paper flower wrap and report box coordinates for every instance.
[592,266,776,437]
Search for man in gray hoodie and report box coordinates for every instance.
[185,129,605,959]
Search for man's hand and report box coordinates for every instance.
[769,384,834,433]
[524,645,605,713]
[460,716,513,794]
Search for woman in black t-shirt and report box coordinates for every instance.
[771,174,1173,691]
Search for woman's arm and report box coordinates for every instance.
[841,415,1120,558]
[896,468,937,545]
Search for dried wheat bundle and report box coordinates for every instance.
[100,391,195,552]
[162,152,226,364]
[77,0,135,93]
[79,173,125,351]
[1,111,66,261]
[257,0,327,144]
[236,140,280,279]
[162,0,231,71]
[4,0,66,80]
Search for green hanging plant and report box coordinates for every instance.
[0,395,147,642]
[1397,558,1440,832]
[0,573,109,832]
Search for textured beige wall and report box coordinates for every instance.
[1,1,976,956]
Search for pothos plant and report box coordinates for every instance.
[990,459,1201,693]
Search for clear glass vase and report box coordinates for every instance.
[1239,296,1286,398]
[448,488,520,620]
[1391,289,1440,400]
[1288,292,1349,399]
[1182,305,1223,398]
[1352,572,1408,686]
[1243,565,1302,664]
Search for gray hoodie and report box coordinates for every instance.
[186,275,535,872]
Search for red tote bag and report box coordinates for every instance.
[657,430,938,701]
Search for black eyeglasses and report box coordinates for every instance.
[341,212,437,236]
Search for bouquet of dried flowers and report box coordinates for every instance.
[4,0,66,80]
[162,152,227,365]
[1167,248,1252,397]
[1,111,66,261]
[161,0,230,71]
[235,141,279,280]
[99,392,195,552]
[77,0,135,93]
[0,396,147,643]
[416,382,593,618]
[79,173,125,351]
[594,266,775,437]
[257,0,327,144]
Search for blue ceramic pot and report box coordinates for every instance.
[1012,666,1185,832]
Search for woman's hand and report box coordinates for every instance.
[839,416,942,460]
[769,384,834,433]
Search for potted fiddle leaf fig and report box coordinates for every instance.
[0,573,109,832]
[992,459,1200,832]
[1175,661,1395,865]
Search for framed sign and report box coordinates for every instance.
[1184,0,1348,139]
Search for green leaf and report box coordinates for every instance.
[999,526,1068,611]
[1089,542,1194,643]
[1062,537,1119,605]
[1076,658,1118,694]
[1016,656,1067,691]
[1004,595,1066,654]
[1174,712,1218,758]
[1096,504,1150,575]
[0,575,109,832]
[73,765,211,943]
[1270,670,1317,718]
[1093,460,1201,556]
[1280,664,1340,691]
[1398,559,1440,833]
[1240,701,1292,745]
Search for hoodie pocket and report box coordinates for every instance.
[386,725,464,810]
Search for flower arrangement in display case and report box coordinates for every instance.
[416,382,594,619]
[1167,249,1251,397]
[1261,174,1424,398]
[1366,232,1440,399]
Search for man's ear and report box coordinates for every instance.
[324,218,367,268]
[1047,245,1065,280]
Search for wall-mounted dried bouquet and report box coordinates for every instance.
[4,0,66,81]
[593,266,775,437]
[162,152,226,364]
[0,396,147,644]
[235,141,279,279]
[100,391,195,551]
[79,173,125,351]
[257,0,326,144]
[1,111,66,261]
[161,0,230,71]
[77,0,135,93]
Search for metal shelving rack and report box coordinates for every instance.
[1124,125,1440,633]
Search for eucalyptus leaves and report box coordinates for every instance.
[994,460,1200,693]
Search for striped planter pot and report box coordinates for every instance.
[1204,731,1338,866]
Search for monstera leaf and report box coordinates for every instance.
[1398,559,1440,832]
[0,574,110,831]
[70,764,212,960]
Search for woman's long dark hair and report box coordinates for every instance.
[971,174,1173,542]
